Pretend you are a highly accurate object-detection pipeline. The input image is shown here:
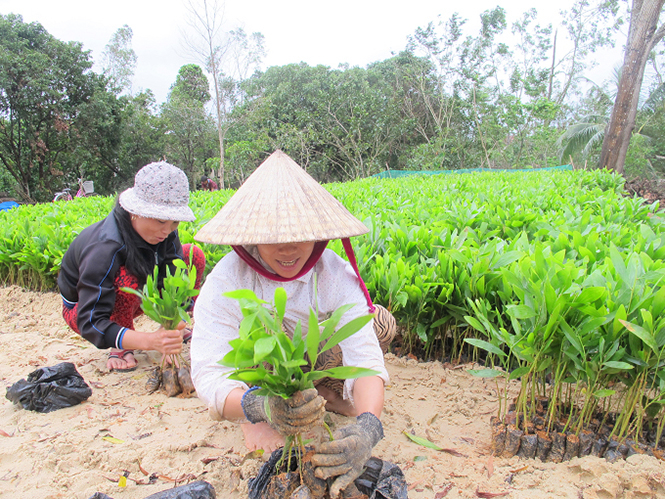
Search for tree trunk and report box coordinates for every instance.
[599,0,665,174]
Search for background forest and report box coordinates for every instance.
[1,0,665,203]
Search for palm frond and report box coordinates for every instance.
[643,83,665,112]
[557,121,606,162]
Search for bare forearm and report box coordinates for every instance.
[119,325,184,354]
[222,387,247,421]
[353,376,384,418]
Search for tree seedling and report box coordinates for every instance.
[122,259,199,396]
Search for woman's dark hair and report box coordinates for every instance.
[113,200,155,282]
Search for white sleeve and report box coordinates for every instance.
[190,257,248,420]
[317,253,390,401]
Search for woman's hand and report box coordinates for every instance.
[311,412,384,498]
[242,388,325,435]
[150,325,184,355]
[120,323,185,355]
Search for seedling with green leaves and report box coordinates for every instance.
[121,258,199,396]
[122,258,199,330]
[219,286,378,476]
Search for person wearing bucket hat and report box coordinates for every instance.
[190,150,396,497]
[57,161,206,372]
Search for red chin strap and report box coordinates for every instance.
[232,241,329,283]
[231,238,375,313]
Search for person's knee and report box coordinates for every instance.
[373,304,396,352]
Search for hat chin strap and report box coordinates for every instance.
[232,241,328,283]
[341,238,376,313]
[231,238,375,313]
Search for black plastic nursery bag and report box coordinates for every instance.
[248,449,408,499]
[5,362,92,413]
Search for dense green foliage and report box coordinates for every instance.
[3,167,665,442]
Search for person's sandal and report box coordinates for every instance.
[108,349,137,372]
[183,327,193,344]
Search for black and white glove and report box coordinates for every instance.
[311,412,384,498]
[241,387,326,436]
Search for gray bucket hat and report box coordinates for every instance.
[118,161,195,222]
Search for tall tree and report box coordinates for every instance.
[101,25,137,95]
[0,14,97,201]
[162,65,214,185]
[600,0,665,173]
[552,0,620,106]
[182,0,264,188]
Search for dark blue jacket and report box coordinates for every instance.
[57,209,182,349]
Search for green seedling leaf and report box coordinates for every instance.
[507,304,536,320]
[253,336,277,364]
[575,286,606,304]
[508,366,530,380]
[318,366,379,380]
[402,431,467,457]
[319,304,356,342]
[238,313,258,340]
[464,338,506,358]
[403,431,442,450]
[282,359,309,369]
[227,368,269,383]
[413,456,428,462]
[321,314,374,353]
[274,287,287,322]
[464,315,487,334]
[594,389,616,398]
[620,319,657,351]
[224,289,265,303]
[468,368,503,378]
[307,308,321,368]
[172,259,186,269]
[603,361,633,370]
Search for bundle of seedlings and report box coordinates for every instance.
[220,287,381,499]
[464,269,665,464]
[122,258,199,397]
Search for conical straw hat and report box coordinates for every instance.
[194,150,369,245]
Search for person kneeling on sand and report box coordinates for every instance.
[57,162,205,372]
[190,150,395,498]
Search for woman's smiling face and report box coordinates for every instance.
[256,242,315,278]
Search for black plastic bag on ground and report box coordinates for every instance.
[87,480,216,499]
[143,480,216,498]
[248,448,408,499]
[5,362,92,413]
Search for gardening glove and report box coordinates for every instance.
[241,387,326,436]
[311,412,384,498]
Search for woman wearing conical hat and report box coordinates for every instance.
[190,150,395,498]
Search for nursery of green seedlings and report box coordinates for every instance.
[2,168,665,454]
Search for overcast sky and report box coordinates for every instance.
[2,0,625,104]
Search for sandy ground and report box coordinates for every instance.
[0,285,664,499]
